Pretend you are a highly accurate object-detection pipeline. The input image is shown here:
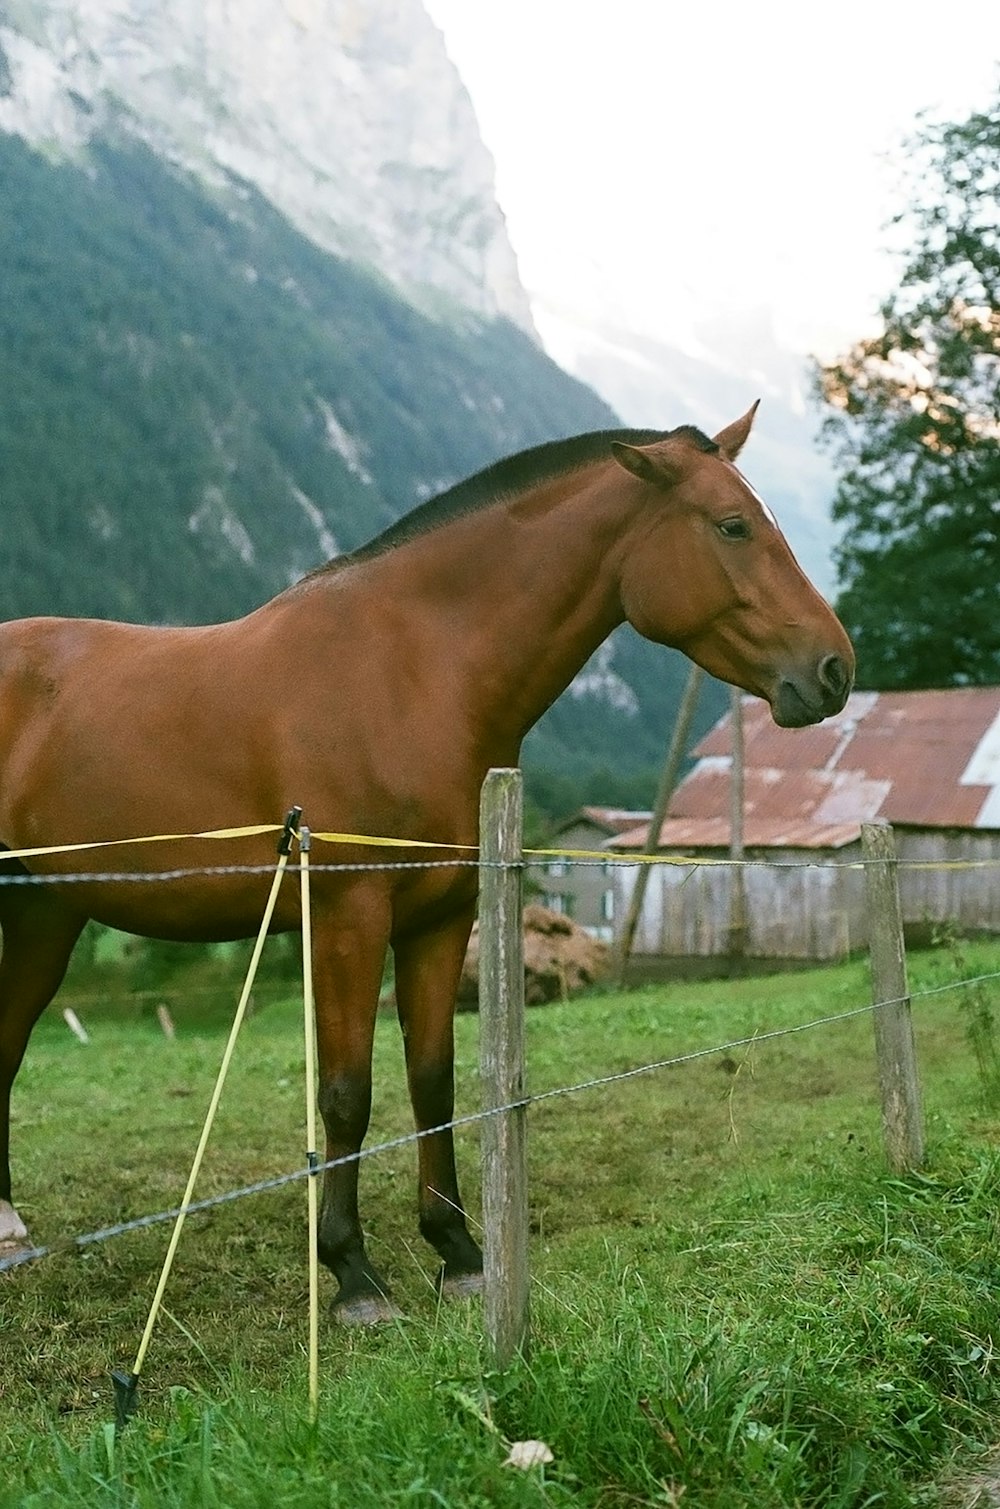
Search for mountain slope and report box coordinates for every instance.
[0,0,740,823]
[0,132,617,622]
[0,130,727,814]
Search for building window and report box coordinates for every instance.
[543,892,576,918]
[601,888,615,923]
[547,859,568,877]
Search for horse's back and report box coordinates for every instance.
[0,612,281,855]
[0,613,239,748]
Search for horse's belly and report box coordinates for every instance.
[49,870,303,942]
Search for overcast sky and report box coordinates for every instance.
[424,1,999,361]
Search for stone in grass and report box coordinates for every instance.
[503,1440,555,1470]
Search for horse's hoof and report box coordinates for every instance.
[332,1293,403,1327]
[0,1201,33,1272]
[440,1270,484,1301]
[0,1239,35,1271]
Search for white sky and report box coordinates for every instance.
[424,0,1000,360]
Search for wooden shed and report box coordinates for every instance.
[610,687,1000,966]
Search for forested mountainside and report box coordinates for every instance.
[0,134,620,622]
[0,134,727,819]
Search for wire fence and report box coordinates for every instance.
[3,805,1000,1376]
[3,949,999,1277]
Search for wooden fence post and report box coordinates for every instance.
[862,821,924,1172]
[615,663,703,985]
[727,685,748,961]
[479,767,529,1366]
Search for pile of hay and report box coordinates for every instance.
[458,903,610,1008]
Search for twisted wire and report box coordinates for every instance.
[3,967,997,1276]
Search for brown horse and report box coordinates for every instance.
[0,404,853,1320]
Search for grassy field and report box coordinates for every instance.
[2,936,1000,1506]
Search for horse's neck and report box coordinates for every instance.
[361,485,629,739]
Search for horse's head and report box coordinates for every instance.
[611,404,854,728]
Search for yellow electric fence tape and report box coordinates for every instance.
[1,825,997,871]
[1,824,283,863]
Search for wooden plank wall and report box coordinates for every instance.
[618,829,1000,960]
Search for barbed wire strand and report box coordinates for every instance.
[3,850,1000,886]
[4,966,998,1278]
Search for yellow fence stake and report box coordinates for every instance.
[298,825,321,1425]
[112,807,302,1429]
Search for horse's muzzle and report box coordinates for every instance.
[772,653,853,728]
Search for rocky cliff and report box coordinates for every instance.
[0,0,532,330]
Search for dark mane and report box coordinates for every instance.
[669,425,720,455]
[324,424,716,570]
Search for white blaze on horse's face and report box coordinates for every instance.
[737,471,779,529]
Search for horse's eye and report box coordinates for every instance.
[718,517,751,540]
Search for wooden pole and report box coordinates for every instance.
[727,686,748,961]
[298,826,320,1426]
[614,663,704,985]
[861,821,924,1172]
[113,809,302,1428]
[479,767,529,1366]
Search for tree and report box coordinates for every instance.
[816,89,1000,689]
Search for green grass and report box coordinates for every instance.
[2,938,1000,1506]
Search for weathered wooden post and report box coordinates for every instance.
[479,766,530,1370]
[862,821,924,1172]
[479,767,529,1364]
[727,685,748,961]
[615,663,703,985]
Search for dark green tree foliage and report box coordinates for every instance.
[816,90,1000,689]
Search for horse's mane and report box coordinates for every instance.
[304,424,719,578]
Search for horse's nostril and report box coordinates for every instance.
[819,653,849,697]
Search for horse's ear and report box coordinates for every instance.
[610,440,682,488]
[713,400,761,461]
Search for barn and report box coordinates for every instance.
[609,687,1000,968]
[528,806,652,938]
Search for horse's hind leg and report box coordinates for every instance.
[0,884,85,1260]
[393,906,484,1297]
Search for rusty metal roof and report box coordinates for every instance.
[611,686,1000,851]
[554,806,653,836]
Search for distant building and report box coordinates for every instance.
[610,688,1000,966]
[529,806,652,940]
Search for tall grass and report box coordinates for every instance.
[2,938,1000,1506]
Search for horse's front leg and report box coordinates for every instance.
[393,904,483,1297]
[0,887,84,1264]
[312,884,398,1325]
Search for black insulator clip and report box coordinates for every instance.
[278,806,303,855]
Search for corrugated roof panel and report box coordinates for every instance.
[579,806,653,832]
[554,806,653,836]
[843,690,998,826]
[610,817,861,851]
[695,706,845,769]
[811,772,891,824]
[968,709,1000,826]
[638,685,1000,850]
